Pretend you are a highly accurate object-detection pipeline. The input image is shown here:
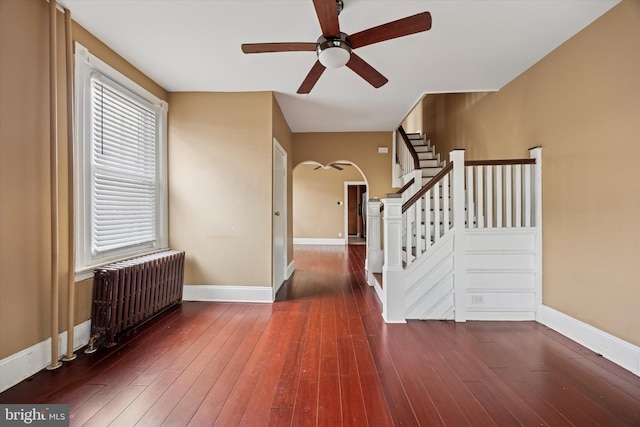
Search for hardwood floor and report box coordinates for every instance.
[1,244,639,426]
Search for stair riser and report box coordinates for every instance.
[421,167,443,178]
[419,159,439,168]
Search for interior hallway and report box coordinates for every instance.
[1,245,639,426]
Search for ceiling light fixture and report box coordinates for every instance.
[317,33,351,68]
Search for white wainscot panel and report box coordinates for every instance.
[465,252,535,270]
[466,291,535,310]
[406,276,455,320]
[466,271,535,291]
[465,229,535,251]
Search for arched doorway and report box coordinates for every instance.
[293,160,368,246]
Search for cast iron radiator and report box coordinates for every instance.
[87,250,185,350]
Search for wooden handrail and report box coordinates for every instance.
[465,159,535,166]
[396,178,415,194]
[381,178,415,213]
[398,126,421,171]
[402,163,453,213]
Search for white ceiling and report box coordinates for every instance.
[58,0,619,132]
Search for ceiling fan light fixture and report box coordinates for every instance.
[317,34,351,68]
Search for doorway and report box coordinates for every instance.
[344,181,367,245]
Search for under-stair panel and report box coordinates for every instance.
[465,229,538,320]
[405,231,455,320]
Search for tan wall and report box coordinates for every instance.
[0,0,167,359]
[292,132,394,200]
[272,96,294,264]
[293,164,365,239]
[422,0,640,346]
[401,96,425,134]
[168,92,274,287]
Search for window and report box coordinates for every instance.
[74,43,168,279]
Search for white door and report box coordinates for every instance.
[273,139,287,299]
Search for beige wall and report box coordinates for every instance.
[168,92,275,287]
[401,96,425,134]
[293,164,365,239]
[422,0,640,346]
[0,0,168,359]
[293,132,395,200]
[272,95,294,263]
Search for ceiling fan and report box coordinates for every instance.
[241,0,432,94]
[314,162,350,171]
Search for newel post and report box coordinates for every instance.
[450,149,467,322]
[365,198,383,287]
[382,193,406,323]
[529,147,543,318]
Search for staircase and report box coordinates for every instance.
[366,132,543,324]
[404,132,443,186]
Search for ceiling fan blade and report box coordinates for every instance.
[349,11,432,49]
[346,53,388,89]
[313,0,340,37]
[297,61,326,94]
[241,42,317,54]
[330,164,344,171]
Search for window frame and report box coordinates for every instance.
[74,43,168,280]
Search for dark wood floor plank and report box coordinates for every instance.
[185,307,272,426]
[237,311,306,426]
[298,295,323,383]
[291,380,319,427]
[135,305,260,426]
[335,337,367,426]
[161,309,263,426]
[398,323,498,426]
[317,356,342,426]
[367,333,420,427]
[68,365,146,426]
[109,369,182,426]
[499,324,640,426]
[268,305,309,410]
[2,245,640,427]
[49,384,104,409]
[414,321,550,426]
[265,407,293,427]
[82,384,145,427]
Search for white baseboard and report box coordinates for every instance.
[0,320,92,393]
[293,238,346,245]
[538,305,640,377]
[182,285,273,303]
[286,261,295,280]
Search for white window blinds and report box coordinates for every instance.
[90,76,159,254]
[74,43,167,278]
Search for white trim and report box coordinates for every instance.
[182,285,273,303]
[293,238,346,245]
[0,320,91,393]
[286,261,295,280]
[538,305,640,377]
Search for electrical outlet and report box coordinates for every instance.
[471,295,485,304]
[338,232,342,237]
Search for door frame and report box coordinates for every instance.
[344,181,367,242]
[273,138,287,299]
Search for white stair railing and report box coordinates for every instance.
[400,162,454,268]
[395,126,420,177]
[372,148,542,324]
[464,158,537,229]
